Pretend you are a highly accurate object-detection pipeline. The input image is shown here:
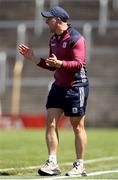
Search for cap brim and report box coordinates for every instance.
[41,11,54,18]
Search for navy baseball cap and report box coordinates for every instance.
[41,6,69,22]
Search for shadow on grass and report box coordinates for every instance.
[0,172,10,176]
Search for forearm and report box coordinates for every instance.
[61,59,83,70]
[29,55,40,65]
[37,58,56,71]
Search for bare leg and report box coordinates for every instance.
[38,108,63,175]
[70,115,87,159]
[46,108,63,156]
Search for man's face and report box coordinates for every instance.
[45,17,58,33]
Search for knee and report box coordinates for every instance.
[71,119,85,134]
[73,123,85,134]
[46,120,56,131]
[70,116,85,134]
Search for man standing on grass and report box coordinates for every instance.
[19,6,89,177]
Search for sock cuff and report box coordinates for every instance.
[77,159,84,163]
[48,155,57,164]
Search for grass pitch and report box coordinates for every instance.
[0,128,118,179]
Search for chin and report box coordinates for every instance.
[48,28,55,33]
[50,30,54,33]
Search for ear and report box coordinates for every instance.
[57,17,62,24]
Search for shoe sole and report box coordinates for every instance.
[81,172,87,176]
[38,169,61,176]
[65,172,87,177]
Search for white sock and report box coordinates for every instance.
[48,155,57,164]
[76,159,84,167]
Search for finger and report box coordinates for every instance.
[19,48,26,55]
[46,58,54,62]
[19,49,26,55]
[19,48,26,54]
[19,47,29,56]
[46,62,50,66]
[51,53,56,57]
[18,47,26,53]
[18,46,25,51]
[19,51,25,55]
[19,46,29,54]
[19,44,29,49]
[48,57,55,61]
[19,45,29,52]
[47,60,54,64]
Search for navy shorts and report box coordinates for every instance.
[46,83,89,117]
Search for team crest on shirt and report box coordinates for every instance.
[62,41,67,48]
[72,107,78,114]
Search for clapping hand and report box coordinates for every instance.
[46,54,62,68]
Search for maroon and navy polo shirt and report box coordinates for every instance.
[37,26,89,87]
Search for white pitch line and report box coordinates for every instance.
[32,170,118,180]
[0,156,118,173]
[88,169,118,176]
[0,165,40,172]
[62,156,118,165]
